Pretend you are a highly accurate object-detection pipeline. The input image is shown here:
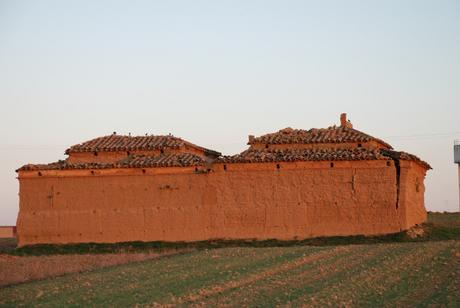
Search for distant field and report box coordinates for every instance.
[0,212,459,306]
[0,241,459,307]
[428,211,460,226]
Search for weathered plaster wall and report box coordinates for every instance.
[16,159,427,247]
[398,161,428,229]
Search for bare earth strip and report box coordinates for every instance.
[0,250,188,287]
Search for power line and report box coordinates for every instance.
[0,131,460,150]
[384,132,460,140]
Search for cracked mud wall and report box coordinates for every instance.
[398,161,428,229]
[16,160,426,246]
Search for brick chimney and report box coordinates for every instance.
[340,113,353,128]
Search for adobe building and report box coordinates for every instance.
[16,114,431,246]
[0,226,17,238]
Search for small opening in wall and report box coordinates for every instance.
[127,151,130,156]
[387,161,392,166]
[93,152,98,156]
[91,170,95,175]
[195,167,198,172]
[38,172,42,176]
[160,149,164,154]
[265,144,269,149]
[358,143,362,148]
[276,163,280,169]
[330,162,334,168]
[142,169,146,174]
[223,164,227,171]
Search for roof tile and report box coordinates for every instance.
[17,153,206,171]
[249,126,393,149]
[218,147,431,169]
[218,148,388,164]
[65,134,221,157]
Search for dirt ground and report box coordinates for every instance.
[0,249,187,287]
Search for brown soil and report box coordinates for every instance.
[0,250,187,287]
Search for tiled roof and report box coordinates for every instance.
[381,149,432,170]
[118,153,205,168]
[17,161,114,171]
[249,126,393,149]
[17,149,431,171]
[218,147,431,169]
[17,153,206,171]
[218,148,389,164]
[65,134,221,157]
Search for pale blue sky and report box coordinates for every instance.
[0,0,459,224]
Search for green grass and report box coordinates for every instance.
[428,211,460,226]
[0,238,16,254]
[1,241,459,307]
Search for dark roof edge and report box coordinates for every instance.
[381,149,432,170]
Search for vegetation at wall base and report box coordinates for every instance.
[7,212,460,256]
[0,212,458,306]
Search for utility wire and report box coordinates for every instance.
[384,132,460,139]
[0,131,459,150]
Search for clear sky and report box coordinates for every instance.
[0,0,459,225]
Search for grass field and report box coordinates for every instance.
[0,241,459,307]
[0,212,459,307]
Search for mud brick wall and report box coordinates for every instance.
[398,161,428,229]
[16,160,426,246]
[0,227,16,238]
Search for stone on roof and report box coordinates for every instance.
[381,149,432,170]
[248,114,392,149]
[65,134,221,157]
[218,147,431,169]
[249,126,392,149]
[219,148,388,164]
[119,153,205,168]
[17,153,206,171]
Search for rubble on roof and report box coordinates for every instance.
[17,153,206,171]
[65,134,221,157]
[248,126,392,149]
[218,148,388,164]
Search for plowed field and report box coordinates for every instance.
[1,241,459,307]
